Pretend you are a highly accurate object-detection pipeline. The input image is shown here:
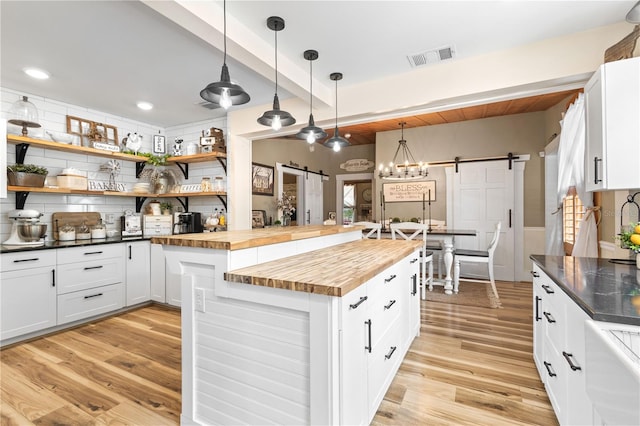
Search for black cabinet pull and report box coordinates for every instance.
[594,157,602,184]
[84,251,103,255]
[541,284,554,294]
[543,361,557,377]
[349,296,368,310]
[365,320,372,353]
[84,265,103,271]
[384,274,396,283]
[509,209,512,228]
[384,300,396,310]
[411,273,417,296]
[535,296,541,321]
[531,270,539,278]
[51,269,56,287]
[129,246,132,260]
[543,311,556,323]
[562,351,582,371]
[384,346,397,360]
[410,258,418,264]
[13,257,39,263]
[84,293,103,299]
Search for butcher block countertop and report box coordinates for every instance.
[151,224,363,250]
[224,239,422,296]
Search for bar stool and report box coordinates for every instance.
[390,222,434,299]
[352,221,382,239]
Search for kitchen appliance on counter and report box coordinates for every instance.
[174,212,203,234]
[121,213,142,237]
[3,209,47,246]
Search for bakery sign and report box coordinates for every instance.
[383,181,436,202]
[340,159,374,172]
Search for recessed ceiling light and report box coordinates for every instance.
[137,101,153,110]
[23,67,50,80]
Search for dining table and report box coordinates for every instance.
[379,228,477,295]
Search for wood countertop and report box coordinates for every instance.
[224,239,422,297]
[150,225,363,250]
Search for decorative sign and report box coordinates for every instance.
[383,181,436,203]
[88,180,127,192]
[93,142,120,152]
[180,184,202,193]
[340,159,374,172]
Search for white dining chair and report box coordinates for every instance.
[453,222,502,299]
[352,221,382,239]
[390,222,433,299]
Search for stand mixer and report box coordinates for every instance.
[4,209,47,246]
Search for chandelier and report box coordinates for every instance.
[378,122,428,180]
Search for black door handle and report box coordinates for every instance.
[535,296,541,321]
[531,270,539,278]
[51,269,56,287]
[384,274,396,283]
[365,319,372,353]
[84,265,104,271]
[594,157,602,184]
[543,311,556,323]
[384,299,396,310]
[543,361,557,377]
[349,296,367,310]
[411,273,417,296]
[129,245,132,260]
[384,346,397,360]
[562,351,582,371]
[541,284,554,294]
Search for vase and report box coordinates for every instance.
[282,216,290,226]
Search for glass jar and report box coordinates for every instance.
[201,177,212,192]
[91,221,106,239]
[59,223,75,241]
[76,221,91,240]
[214,176,224,192]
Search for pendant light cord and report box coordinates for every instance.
[274,25,279,95]
[223,0,227,65]
[309,60,313,110]
[335,78,338,127]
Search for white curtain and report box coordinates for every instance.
[547,93,598,257]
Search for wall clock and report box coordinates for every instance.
[362,188,372,202]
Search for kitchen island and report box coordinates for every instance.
[153,226,422,425]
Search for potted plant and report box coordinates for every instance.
[137,153,180,194]
[160,202,173,215]
[7,164,48,187]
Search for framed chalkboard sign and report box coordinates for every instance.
[383,181,436,203]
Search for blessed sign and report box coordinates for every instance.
[383,181,436,202]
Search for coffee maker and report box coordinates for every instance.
[174,212,203,234]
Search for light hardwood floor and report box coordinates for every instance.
[1,282,557,425]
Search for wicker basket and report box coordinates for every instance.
[7,171,47,187]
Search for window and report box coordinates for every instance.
[563,187,585,255]
[343,184,355,225]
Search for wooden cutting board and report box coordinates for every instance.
[52,212,102,240]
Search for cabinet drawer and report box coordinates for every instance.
[1,250,56,272]
[56,244,123,265]
[57,257,124,294]
[57,283,124,325]
[367,316,403,416]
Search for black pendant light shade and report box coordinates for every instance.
[200,0,250,109]
[296,49,328,143]
[323,72,350,152]
[258,16,296,130]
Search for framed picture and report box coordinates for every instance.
[152,134,166,154]
[252,162,274,196]
[383,180,436,202]
[252,210,267,228]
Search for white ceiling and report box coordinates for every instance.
[0,1,635,128]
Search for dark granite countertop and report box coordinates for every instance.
[1,236,148,254]
[530,255,640,326]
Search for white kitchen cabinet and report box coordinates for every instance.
[585,56,640,191]
[531,264,592,426]
[0,250,57,341]
[150,243,166,303]
[125,240,150,306]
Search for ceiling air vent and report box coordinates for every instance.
[196,100,221,110]
[407,45,455,68]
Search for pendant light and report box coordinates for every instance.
[200,0,250,109]
[257,16,295,131]
[378,122,428,180]
[323,72,350,152]
[295,50,327,144]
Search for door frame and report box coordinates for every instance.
[336,173,374,226]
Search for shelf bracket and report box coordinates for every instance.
[135,162,146,178]
[15,143,29,164]
[15,191,29,209]
[135,196,147,213]
[175,197,189,212]
[175,162,189,179]
[216,195,227,210]
[216,157,227,174]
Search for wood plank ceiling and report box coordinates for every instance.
[284,89,581,146]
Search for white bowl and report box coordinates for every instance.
[46,130,76,144]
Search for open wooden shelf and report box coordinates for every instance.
[7,186,225,198]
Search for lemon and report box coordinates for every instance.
[631,234,640,246]
[634,225,640,234]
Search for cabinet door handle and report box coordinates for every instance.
[531,270,539,278]
[535,296,541,321]
[51,269,56,287]
[543,311,556,323]
[349,296,368,310]
[410,258,418,264]
[84,251,103,255]
[562,351,582,371]
[509,209,512,228]
[594,157,602,184]
[84,265,103,271]
[365,319,372,353]
[384,299,396,310]
[543,361,557,377]
[541,284,554,294]
[384,274,396,283]
[411,273,417,296]
[384,346,397,360]
[13,257,39,263]
[84,293,103,299]
[306,209,311,224]
[129,246,132,260]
